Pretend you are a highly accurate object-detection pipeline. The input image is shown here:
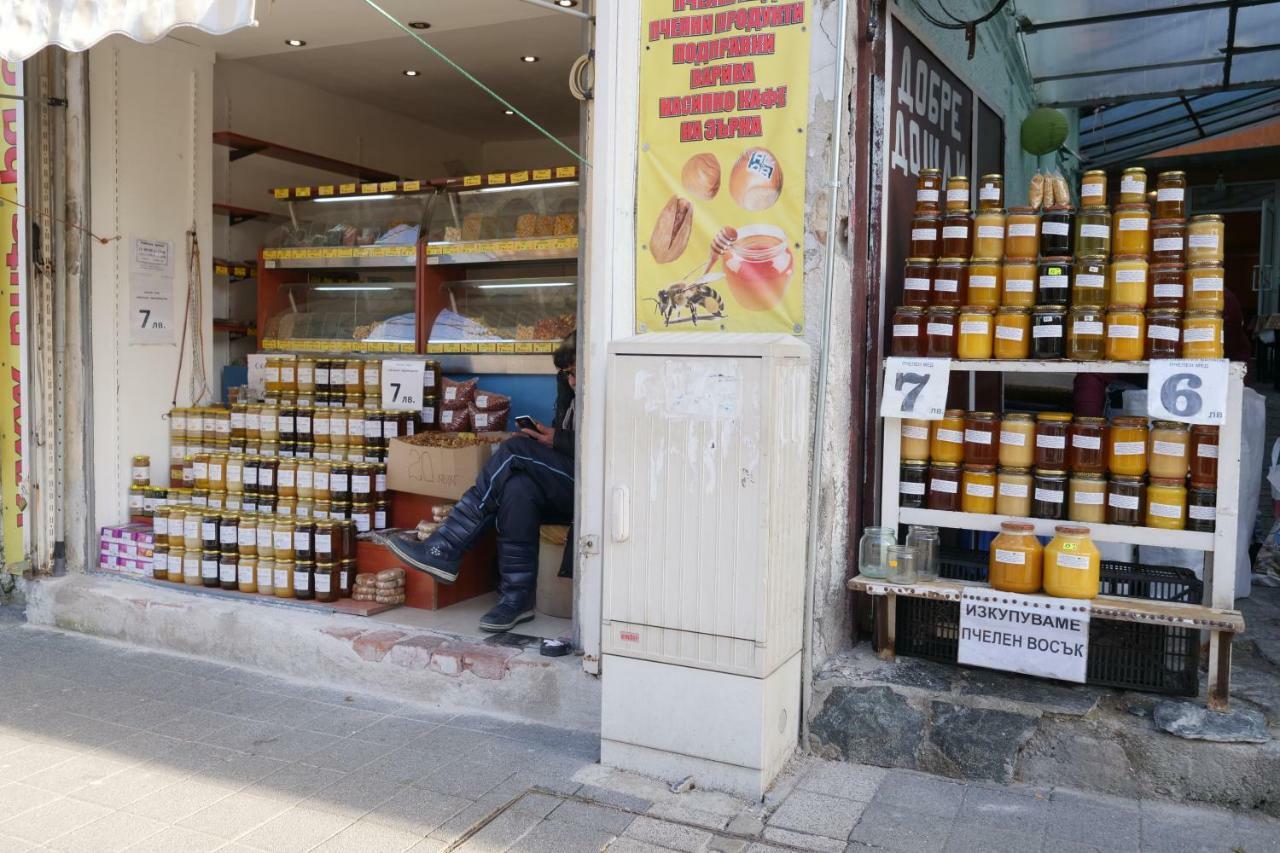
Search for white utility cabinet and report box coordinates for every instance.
[600,333,811,799]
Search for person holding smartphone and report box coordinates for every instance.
[387,332,576,632]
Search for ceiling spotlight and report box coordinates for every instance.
[408,21,431,29]
[520,55,539,63]
[403,70,420,77]
[504,109,515,115]
[284,38,306,47]
[556,0,577,6]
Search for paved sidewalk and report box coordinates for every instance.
[0,610,1277,852]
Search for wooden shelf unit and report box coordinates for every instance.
[868,359,1248,709]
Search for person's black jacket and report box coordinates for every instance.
[551,370,575,460]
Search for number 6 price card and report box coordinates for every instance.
[880,358,951,420]
[1146,359,1229,425]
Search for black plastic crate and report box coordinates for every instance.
[886,556,1202,697]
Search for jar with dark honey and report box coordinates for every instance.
[219,554,239,591]
[279,406,297,443]
[1039,206,1074,256]
[200,513,221,551]
[902,258,932,307]
[925,307,957,358]
[927,462,961,511]
[373,464,388,500]
[1107,475,1144,526]
[910,214,940,258]
[900,461,928,508]
[330,463,353,503]
[352,464,374,502]
[963,412,998,466]
[931,259,967,307]
[340,520,358,559]
[258,458,278,496]
[1146,309,1182,359]
[340,558,358,597]
[1190,425,1219,487]
[1187,487,1216,532]
[1031,306,1066,359]
[201,549,221,588]
[293,560,315,601]
[293,520,316,562]
[1032,469,1067,520]
[1155,170,1186,219]
[1037,258,1071,307]
[315,562,339,603]
[1068,417,1107,474]
[1034,413,1072,469]
[152,545,169,581]
[891,307,925,356]
[352,503,374,534]
[219,513,239,555]
[375,500,389,530]
[941,211,972,258]
[1151,219,1186,264]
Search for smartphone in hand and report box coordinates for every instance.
[514,415,537,431]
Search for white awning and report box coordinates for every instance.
[0,0,257,62]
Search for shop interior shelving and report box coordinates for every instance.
[212,131,398,183]
[852,358,1247,710]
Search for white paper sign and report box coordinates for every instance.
[246,353,294,398]
[958,589,1090,683]
[381,359,425,411]
[129,238,174,344]
[1147,359,1229,425]
[880,357,950,420]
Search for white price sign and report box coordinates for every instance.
[957,589,1090,683]
[381,359,425,411]
[128,237,174,344]
[1147,359,1229,425]
[880,357,950,419]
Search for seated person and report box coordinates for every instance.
[388,333,576,632]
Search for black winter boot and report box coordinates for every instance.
[386,490,492,584]
[479,540,538,632]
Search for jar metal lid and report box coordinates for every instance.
[1054,524,1091,535]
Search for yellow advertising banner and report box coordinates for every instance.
[635,0,810,334]
[0,61,25,566]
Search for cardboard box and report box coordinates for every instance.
[386,434,503,501]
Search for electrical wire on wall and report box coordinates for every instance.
[174,69,211,408]
[914,0,1010,59]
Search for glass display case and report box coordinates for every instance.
[264,193,436,250]
[426,275,577,353]
[259,272,416,353]
[423,180,579,265]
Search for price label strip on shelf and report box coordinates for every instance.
[381,359,426,412]
[1146,359,1229,425]
[880,357,951,420]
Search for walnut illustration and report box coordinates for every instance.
[681,153,721,201]
[649,195,693,264]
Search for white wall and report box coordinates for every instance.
[89,36,215,527]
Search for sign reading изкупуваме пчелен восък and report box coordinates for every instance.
[957,589,1091,683]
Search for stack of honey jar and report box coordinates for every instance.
[894,167,1227,361]
[898,410,1218,532]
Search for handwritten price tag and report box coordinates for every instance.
[381,359,426,412]
[880,357,950,419]
[1147,359,1229,425]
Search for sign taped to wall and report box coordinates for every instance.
[635,0,810,335]
[129,238,175,344]
[957,589,1090,683]
[0,61,26,566]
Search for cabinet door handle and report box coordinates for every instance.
[611,487,630,543]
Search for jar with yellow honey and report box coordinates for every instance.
[1004,207,1039,258]
[993,307,1031,359]
[1104,306,1145,361]
[1068,473,1107,523]
[990,521,1043,594]
[1108,255,1148,308]
[930,411,966,464]
[901,419,930,462]
[1112,204,1151,257]
[1080,170,1107,206]
[1108,417,1149,476]
[998,413,1035,468]
[957,307,994,360]
[1043,525,1100,599]
[977,174,1003,212]
[1001,258,1037,307]
[995,467,1033,517]
[945,175,970,211]
[973,211,1005,258]
[960,465,997,514]
[1182,310,1225,359]
[1186,262,1224,311]
[1187,214,1225,264]
[1145,478,1187,530]
[1149,420,1190,480]
[1119,167,1147,204]
[1074,207,1111,257]
[966,259,1001,308]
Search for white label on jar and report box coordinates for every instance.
[278,415,295,434]
[215,418,231,436]
[942,226,969,239]
[1118,217,1148,232]
[315,533,333,553]
[1113,441,1145,455]
[1036,434,1066,449]
[1039,275,1068,289]
[979,184,1000,201]
[192,461,208,480]
[349,419,365,438]
[998,482,1028,498]
[946,188,968,202]
[298,366,314,385]
[274,569,289,588]
[900,481,925,495]
[1189,234,1219,249]
[1073,321,1104,336]
[315,470,331,490]
[297,469,314,490]
[1006,278,1034,293]
[297,415,312,434]
[926,322,953,336]
[977,226,1003,239]
[964,428,992,445]
[911,228,936,241]
[228,464,242,484]
[1193,276,1223,292]
[314,417,331,436]
[1114,269,1146,283]
[1074,490,1104,505]
[930,478,958,494]
[1082,183,1104,198]
[220,526,237,545]
[315,367,330,385]
[1121,177,1145,195]
[220,561,236,583]
[1056,552,1091,570]
[1007,223,1037,237]
[1033,324,1064,339]
[354,512,372,532]
[994,548,1027,567]
[1183,327,1216,343]
[904,276,930,291]
[1108,324,1140,339]
[383,420,400,439]
[273,531,292,551]
[936,428,963,444]
[364,366,379,385]
[1153,237,1183,252]
[170,444,185,461]
[343,368,359,386]
[1189,504,1215,520]
[960,320,989,335]
[1157,187,1185,201]
[238,527,255,547]
[295,531,311,550]
[1035,487,1064,504]
[376,472,387,492]
[315,574,332,594]
[1042,221,1069,236]
[1079,224,1108,238]
[332,474,350,492]
[902,424,928,440]
[916,188,939,202]
[257,565,273,587]
[1000,430,1026,446]
[200,559,218,579]
[1072,434,1101,450]
[330,418,348,436]
[995,325,1024,341]
[970,275,996,289]
[934,277,958,292]
[353,474,372,494]
[1153,283,1183,298]
[168,517,184,537]
[243,466,259,486]
[365,419,380,437]
[208,463,223,483]
[246,411,260,431]
[1198,443,1219,459]
[1076,274,1105,289]
[230,411,246,430]
[1109,492,1139,510]
[279,469,296,488]
[1149,502,1182,519]
[238,564,254,584]
[183,518,199,539]
[260,469,274,487]
[201,522,216,541]
[966,483,995,498]
[1153,440,1185,457]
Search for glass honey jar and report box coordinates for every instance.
[1032,469,1068,521]
[1080,170,1107,206]
[1067,306,1105,361]
[1004,207,1039,258]
[1072,256,1108,307]
[1190,425,1219,488]
[901,419,930,462]
[902,258,933,307]
[930,410,966,464]
[1187,487,1216,533]
[1187,214,1225,264]
[1037,258,1071,307]
[1182,310,1225,359]
[1112,204,1151,256]
[1068,473,1107,523]
[1104,306,1145,361]
[942,212,972,259]
[1035,413,1072,470]
[945,175,970,211]
[957,306,994,360]
[1039,206,1073,257]
[1108,255,1148,308]
[925,307,957,358]
[1107,475,1144,526]
[1146,309,1182,359]
[995,467,1033,517]
[977,173,1003,212]
[910,213,940,258]
[1149,420,1190,480]
[927,462,961,511]
[1031,306,1067,359]
[931,258,967,307]
[989,521,1042,594]
[1001,258,1037,307]
[963,412,998,466]
[915,168,942,212]
[1119,167,1147,204]
[973,212,1005,258]
[960,465,997,514]
[1155,170,1186,219]
[1108,416,1149,476]
[998,413,1035,468]
[1149,263,1185,310]
[1069,417,1107,474]
[993,307,1031,360]
[1074,207,1111,257]
[1186,262,1225,311]
[1145,478,1187,530]
[966,258,1001,308]
[1151,219,1185,264]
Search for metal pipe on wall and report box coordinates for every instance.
[801,0,852,739]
